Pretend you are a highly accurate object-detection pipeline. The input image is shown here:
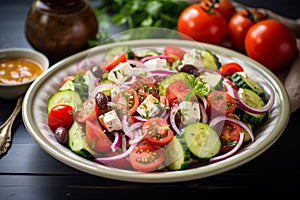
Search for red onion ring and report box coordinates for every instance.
[233,81,275,114]
[209,132,245,163]
[94,144,137,162]
[127,59,146,68]
[111,132,121,152]
[170,104,182,136]
[209,116,254,142]
[140,55,169,63]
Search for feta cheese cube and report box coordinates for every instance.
[182,49,204,68]
[107,62,134,84]
[144,58,168,70]
[179,101,201,125]
[98,110,122,132]
[137,94,161,118]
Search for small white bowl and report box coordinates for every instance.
[0,48,49,99]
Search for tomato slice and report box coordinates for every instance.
[130,76,158,101]
[103,53,127,71]
[164,46,186,64]
[129,144,165,172]
[166,79,195,105]
[207,90,237,115]
[75,97,99,123]
[142,117,174,146]
[219,121,243,153]
[112,88,139,117]
[48,104,74,131]
[85,120,112,153]
[223,78,238,91]
[218,62,244,77]
[102,150,133,170]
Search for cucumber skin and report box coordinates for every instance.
[68,121,95,158]
[231,72,264,96]
[164,136,191,171]
[235,88,268,125]
[47,90,82,113]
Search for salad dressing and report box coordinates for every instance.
[0,57,43,84]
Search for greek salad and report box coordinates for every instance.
[46,45,275,172]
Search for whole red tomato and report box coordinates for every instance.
[48,104,74,131]
[200,0,236,22]
[245,19,298,72]
[228,9,267,52]
[177,3,227,45]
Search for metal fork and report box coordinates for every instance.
[0,96,23,157]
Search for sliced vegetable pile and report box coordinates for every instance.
[47,45,275,172]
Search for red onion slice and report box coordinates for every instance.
[170,104,182,136]
[111,132,121,152]
[94,144,136,162]
[209,116,254,142]
[209,132,245,163]
[127,59,146,68]
[140,55,169,63]
[233,82,275,114]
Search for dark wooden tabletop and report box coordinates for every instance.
[1,0,300,199]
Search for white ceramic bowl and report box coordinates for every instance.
[0,48,49,100]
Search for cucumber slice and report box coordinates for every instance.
[231,72,264,96]
[183,122,221,159]
[68,121,95,158]
[200,72,223,91]
[237,88,267,124]
[59,79,75,91]
[164,136,190,171]
[199,49,221,70]
[47,90,82,112]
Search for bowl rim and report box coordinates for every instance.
[0,47,50,86]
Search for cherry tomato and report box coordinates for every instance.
[142,117,174,146]
[112,88,139,116]
[200,0,236,22]
[218,62,244,77]
[48,104,74,131]
[166,79,195,105]
[75,97,99,123]
[85,120,112,153]
[130,76,158,101]
[129,144,165,172]
[228,9,267,52]
[207,90,237,115]
[219,121,242,153]
[164,46,186,64]
[177,3,227,45]
[245,19,298,72]
[102,53,127,71]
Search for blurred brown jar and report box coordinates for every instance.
[25,0,98,63]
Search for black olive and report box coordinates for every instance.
[177,64,200,76]
[95,92,108,110]
[55,126,68,144]
[91,65,102,77]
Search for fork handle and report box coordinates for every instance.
[0,96,23,156]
